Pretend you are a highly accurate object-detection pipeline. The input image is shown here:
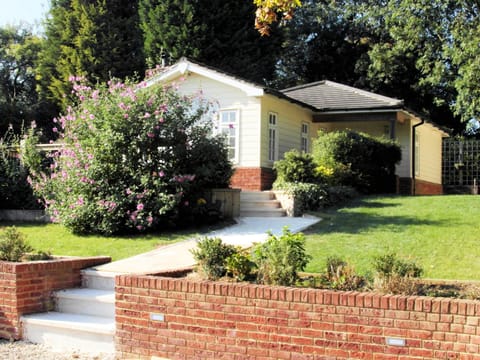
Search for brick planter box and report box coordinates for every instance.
[0,256,110,340]
[116,275,480,360]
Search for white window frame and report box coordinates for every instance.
[268,112,278,162]
[218,109,240,164]
[301,123,309,153]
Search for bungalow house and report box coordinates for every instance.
[149,58,448,195]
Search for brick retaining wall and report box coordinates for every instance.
[115,276,480,360]
[0,256,110,340]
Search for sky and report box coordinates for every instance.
[0,0,50,28]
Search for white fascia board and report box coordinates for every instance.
[146,60,264,97]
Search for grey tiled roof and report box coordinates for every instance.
[282,81,404,112]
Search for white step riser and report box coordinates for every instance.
[22,314,115,355]
[56,297,115,318]
[81,270,116,290]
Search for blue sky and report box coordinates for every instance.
[0,0,50,28]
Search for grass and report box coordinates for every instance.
[304,195,480,281]
[0,222,199,261]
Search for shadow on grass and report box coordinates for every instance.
[305,197,444,235]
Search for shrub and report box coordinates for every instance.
[190,237,236,280]
[253,227,311,286]
[372,253,423,295]
[26,77,233,234]
[312,130,401,193]
[273,181,328,212]
[320,256,366,291]
[273,149,318,183]
[0,227,33,262]
[225,248,256,281]
[0,128,40,210]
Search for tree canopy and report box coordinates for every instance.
[139,0,283,83]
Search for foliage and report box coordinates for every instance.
[372,253,423,295]
[253,0,301,35]
[191,237,236,280]
[272,0,371,89]
[0,227,33,262]
[319,256,366,291]
[253,227,311,286]
[273,149,318,183]
[312,130,401,193]
[225,247,256,281]
[0,128,40,209]
[26,77,233,235]
[139,0,282,83]
[36,0,145,110]
[0,25,55,135]
[273,181,328,212]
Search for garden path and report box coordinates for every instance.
[93,216,320,275]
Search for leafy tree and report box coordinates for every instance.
[37,0,145,110]
[361,0,462,132]
[254,0,301,35]
[272,0,372,88]
[0,25,55,134]
[26,77,233,235]
[139,0,282,83]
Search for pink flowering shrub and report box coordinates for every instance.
[26,77,232,235]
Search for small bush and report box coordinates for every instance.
[190,237,236,280]
[372,253,423,295]
[273,181,328,212]
[225,248,256,281]
[273,150,318,183]
[0,227,33,262]
[253,227,311,286]
[320,256,366,291]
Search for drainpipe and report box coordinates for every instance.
[411,119,425,195]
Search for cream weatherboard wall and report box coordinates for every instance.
[175,73,262,167]
[416,122,445,184]
[259,95,314,168]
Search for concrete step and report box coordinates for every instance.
[81,269,116,290]
[21,312,115,355]
[240,200,282,209]
[55,288,115,318]
[240,191,274,201]
[240,208,286,217]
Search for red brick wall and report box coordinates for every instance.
[415,179,444,195]
[0,256,110,340]
[230,167,275,191]
[398,178,444,195]
[115,276,480,360]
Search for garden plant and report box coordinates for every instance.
[24,77,233,235]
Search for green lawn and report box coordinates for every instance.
[304,195,480,281]
[2,195,479,281]
[0,222,196,261]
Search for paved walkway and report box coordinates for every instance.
[93,216,320,275]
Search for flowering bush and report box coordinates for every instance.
[27,77,233,234]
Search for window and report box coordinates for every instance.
[301,123,309,153]
[268,113,278,162]
[219,110,239,163]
